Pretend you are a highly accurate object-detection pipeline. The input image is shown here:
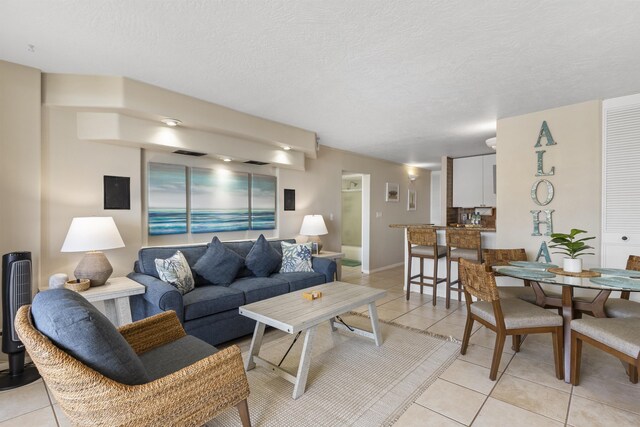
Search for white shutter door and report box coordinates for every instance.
[602,94,640,268]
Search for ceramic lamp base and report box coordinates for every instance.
[307,235,323,253]
[74,251,113,287]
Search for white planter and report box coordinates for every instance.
[563,258,583,273]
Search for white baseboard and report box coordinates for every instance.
[362,262,404,275]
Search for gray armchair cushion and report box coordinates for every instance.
[230,276,289,304]
[139,335,218,381]
[192,237,245,285]
[471,298,562,329]
[605,298,640,318]
[572,317,640,358]
[271,271,326,292]
[31,289,149,385]
[245,234,282,277]
[182,285,245,321]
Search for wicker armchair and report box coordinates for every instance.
[15,307,251,427]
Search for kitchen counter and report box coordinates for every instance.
[389,224,496,232]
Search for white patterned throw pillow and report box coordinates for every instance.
[280,242,314,273]
[155,250,195,295]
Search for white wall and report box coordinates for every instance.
[430,171,441,225]
[496,100,602,268]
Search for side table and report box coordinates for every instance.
[75,277,145,326]
[313,251,346,280]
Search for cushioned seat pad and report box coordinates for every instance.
[411,245,446,257]
[497,286,561,304]
[182,286,245,321]
[449,248,479,261]
[140,335,217,381]
[270,271,326,292]
[604,299,640,318]
[230,277,289,304]
[572,317,640,358]
[471,298,562,329]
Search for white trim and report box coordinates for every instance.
[362,261,404,275]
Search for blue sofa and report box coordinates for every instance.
[128,238,336,346]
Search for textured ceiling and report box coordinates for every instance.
[2,1,640,169]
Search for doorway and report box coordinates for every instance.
[341,173,370,273]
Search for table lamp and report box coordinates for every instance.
[299,215,328,253]
[61,217,125,287]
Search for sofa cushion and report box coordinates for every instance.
[193,237,245,285]
[271,271,326,292]
[245,235,282,277]
[31,289,149,385]
[138,245,207,279]
[182,285,245,321]
[229,276,289,304]
[280,242,314,273]
[154,250,195,295]
[139,335,217,381]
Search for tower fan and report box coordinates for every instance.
[0,252,40,390]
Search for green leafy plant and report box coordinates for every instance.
[549,229,595,259]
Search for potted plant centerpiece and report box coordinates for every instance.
[549,229,595,273]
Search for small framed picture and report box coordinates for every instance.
[386,182,399,202]
[407,189,417,211]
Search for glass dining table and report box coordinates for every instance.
[493,262,640,383]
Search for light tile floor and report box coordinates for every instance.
[2,265,639,426]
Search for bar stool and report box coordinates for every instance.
[406,227,446,305]
[446,229,482,309]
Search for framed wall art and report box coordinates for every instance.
[385,182,399,202]
[148,163,187,235]
[407,189,417,211]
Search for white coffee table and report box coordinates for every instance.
[77,277,145,326]
[239,281,386,399]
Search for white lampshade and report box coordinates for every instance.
[61,217,125,252]
[299,215,328,236]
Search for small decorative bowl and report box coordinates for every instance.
[65,279,90,292]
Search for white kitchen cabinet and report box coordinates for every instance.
[453,154,496,207]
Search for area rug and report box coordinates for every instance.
[209,314,460,427]
[342,258,362,267]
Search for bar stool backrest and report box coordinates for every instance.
[446,229,481,250]
[408,227,437,247]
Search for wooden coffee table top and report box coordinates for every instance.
[239,281,386,334]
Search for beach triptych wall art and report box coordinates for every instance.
[147,162,277,236]
[251,174,277,230]
[190,167,250,233]
[148,163,188,235]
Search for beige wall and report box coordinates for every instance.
[0,61,41,287]
[496,100,602,268]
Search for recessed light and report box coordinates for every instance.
[222,158,232,162]
[283,146,292,151]
[162,118,182,127]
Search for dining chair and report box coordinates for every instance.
[574,255,640,318]
[459,259,564,381]
[482,248,562,307]
[406,227,446,304]
[571,317,640,385]
[445,229,482,309]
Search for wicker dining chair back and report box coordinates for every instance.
[446,229,481,250]
[408,227,438,246]
[482,248,527,268]
[627,255,640,271]
[15,306,251,427]
[459,258,500,302]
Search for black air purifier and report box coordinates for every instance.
[0,252,40,390]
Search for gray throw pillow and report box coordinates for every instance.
[31,289,149,385]
[192,236,245,285]
[245,235,282,277]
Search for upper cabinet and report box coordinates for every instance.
[452,154,496,207]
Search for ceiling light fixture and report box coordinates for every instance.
[162,118,182,127]
[408,174,418,182]
[222,157,232,162]
[283,146,292,151]
[486,137,497,150]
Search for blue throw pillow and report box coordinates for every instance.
[192,236,245,285]
[280,241,314,273]
[245,235,282,277]
[31,289,149,385]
